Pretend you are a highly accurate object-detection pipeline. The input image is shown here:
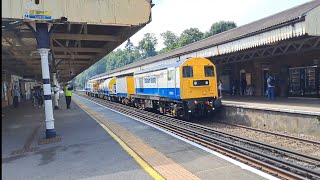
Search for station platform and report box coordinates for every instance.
[221,96,320,116]
[218,95,320,137]
[2,94,274,180]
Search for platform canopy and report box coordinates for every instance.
[1,0,152,82]
[90,0,320,81]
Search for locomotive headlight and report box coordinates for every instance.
[194,81,197,85]
[205,81,209,85]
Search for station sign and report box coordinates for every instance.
[23,10,52,21]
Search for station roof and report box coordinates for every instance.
[2,0,152,82]
[91,0,320,80]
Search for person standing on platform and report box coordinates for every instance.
[218,80,223,98]
[267,74,275,100]
[13,86,20,108]
[31,89,37,106]
[36,87,44,107]
[64,82,73,109]
[240,77,247,96]
[231,79,237,96]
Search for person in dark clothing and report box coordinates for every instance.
[267,74,275,100]
[13,86,20,108]
[31,89,37,106]
[36,87,44,107]
[240,77,247,96]
[231,79,237,96]
[218,80,223,98]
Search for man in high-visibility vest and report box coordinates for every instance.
[64,82,73,109]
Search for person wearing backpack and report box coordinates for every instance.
[267,74,275,100]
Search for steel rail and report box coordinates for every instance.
[216,122,320,145]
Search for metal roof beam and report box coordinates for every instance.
[53,47,103,52]
[3,54,93,59]
[10,32,121,42]
[52,33,121,41]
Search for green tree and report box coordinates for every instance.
[161,31,178,49]
[138,33,158,58]
[159,31,180,54]
[125,39,134,53]
[178,28,204,47]
[204,21,237,38]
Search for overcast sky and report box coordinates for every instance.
[118,0,309,51]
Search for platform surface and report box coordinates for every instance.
[222,95,320,115]
[73,94,269,180]
[2,93,270,180]
[2,95,152,180]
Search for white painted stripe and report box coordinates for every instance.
[75,94,279,180]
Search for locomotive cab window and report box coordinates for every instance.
[204,66,214,77]
[183,66,193,78]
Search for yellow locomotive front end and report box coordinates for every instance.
[180,57,221,117]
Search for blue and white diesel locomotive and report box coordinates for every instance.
[86,57,221,120]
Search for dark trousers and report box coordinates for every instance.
[13,96,19,108]
[241,86,246,95]
[268,87,275,100]
[38,97,43,106]
[65,96,71,108]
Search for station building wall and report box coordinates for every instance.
[217,50,320,97]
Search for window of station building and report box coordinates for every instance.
[183,66,193,78]
[204,66,214,77]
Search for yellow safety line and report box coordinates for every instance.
[74,99,165,180]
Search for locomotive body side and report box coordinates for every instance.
[135,68,182,100]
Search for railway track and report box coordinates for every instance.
[214,122,320,146]
[77,93,320,179]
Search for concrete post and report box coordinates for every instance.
[36,23,56,138]
[52,72,59,109]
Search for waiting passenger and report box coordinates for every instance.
[36,87,44,107]
[218,80,223,98]
[13,86,20,108]
[231,79,237,96]
[31,89,37,106]
[241,77,247,96]
[267,74,275,100]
